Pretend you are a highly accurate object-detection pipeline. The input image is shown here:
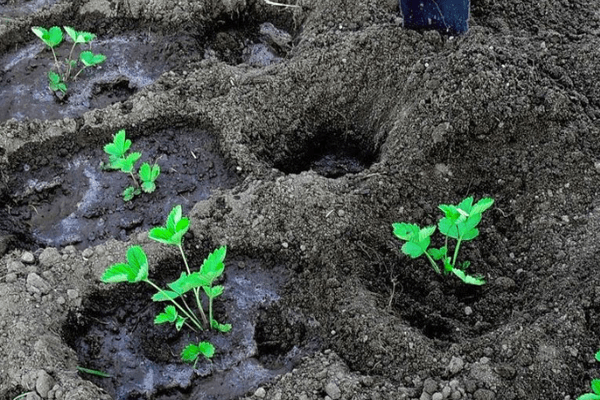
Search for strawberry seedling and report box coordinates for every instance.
[578,350,600,400]
[31,26,106,95]
[103,129,160,201]
[101,206,231,367]
[392,196,494,285]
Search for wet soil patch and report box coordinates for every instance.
[63,254,314,400]
[0,31,201,121]
[6,127,238,249]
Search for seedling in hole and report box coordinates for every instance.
[103,129,160,201]
[31,26,106,95]
[392,196,494,285]
[578,351,600,400]
[101,205,231,366]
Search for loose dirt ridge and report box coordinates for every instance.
[1,0,600,399]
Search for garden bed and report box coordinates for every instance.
[1,0,600,399]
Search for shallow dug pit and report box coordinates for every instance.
[6,127,238,249]
[0,31,201,121]
[271,129,379,178]
[63,254,317,400]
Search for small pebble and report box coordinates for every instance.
[82,248,94,258]
[21,252,35,264]
[254,387,266,398]
[325,382,341,399]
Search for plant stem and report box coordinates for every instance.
[129,171,139,187]
[208,294,214,328]
[66,42,77,78]
[452,237,463,268]
[72,66,88,81]
[424,252,441,274]
[178,244,209,327]
[50,48,62,75]
[144,279,203,330]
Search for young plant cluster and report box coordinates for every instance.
[31,26,106,94]
[103,129,160,201]
[579,351,600,400]
[101,205,231,366]
[392,196,494,285]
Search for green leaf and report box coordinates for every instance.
[439,204,460,221]
[438,217,459,239]
[428,246,447,261]
[101,262,135,283]
[152,290,180,302]
[577,394,600,400]
[419,226,436,242]
[203,285,224,299]
[457,197,474,214]
[104,130,131,160]
[148,227,173,244]
[32,26,63,47]
[47,71,66,93]
[595,350,600,362]
[64,26,96,43]
[140,163,160,193]
[101,246,148,283]
[126,245,149,281]
[175,316,186,331]
[181,341,215,363]
[452,268,485,285]
[114,152,141,173]
[211,320,232,333]
[592,380,600,395]
[401,241,426,259]
[101,246,148,284]
[201,246,226,281]
[167,205,182,233]
[80,50,106,67]
[471,197,494,215]
[154,305,178,324]
[392,222,419,241]
[457,213,482,239]
[168,272,211,295]
[122,186,137,201]
[76,366,111,378]
[142,180,156,193]
[149,205,190,246]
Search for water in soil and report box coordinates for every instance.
[64,258,312,400]
[7,127,238,249]
[0,31,200,121]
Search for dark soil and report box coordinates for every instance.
[1,0,600,399]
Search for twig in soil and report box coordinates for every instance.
[264,0,300,8]
[12,392,32,400]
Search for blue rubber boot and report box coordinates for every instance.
[401,0,470,35]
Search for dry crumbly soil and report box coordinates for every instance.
[1,0,600,399]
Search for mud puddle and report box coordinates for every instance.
[0,31,201,121]
[64,257,317,400]
[7,127,238,249]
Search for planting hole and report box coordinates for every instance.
[0,31,200,121]
[6,127,238,249]
[271,130,378,178]
[63,257,316,400]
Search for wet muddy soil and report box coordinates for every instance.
[2,0,600,399]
